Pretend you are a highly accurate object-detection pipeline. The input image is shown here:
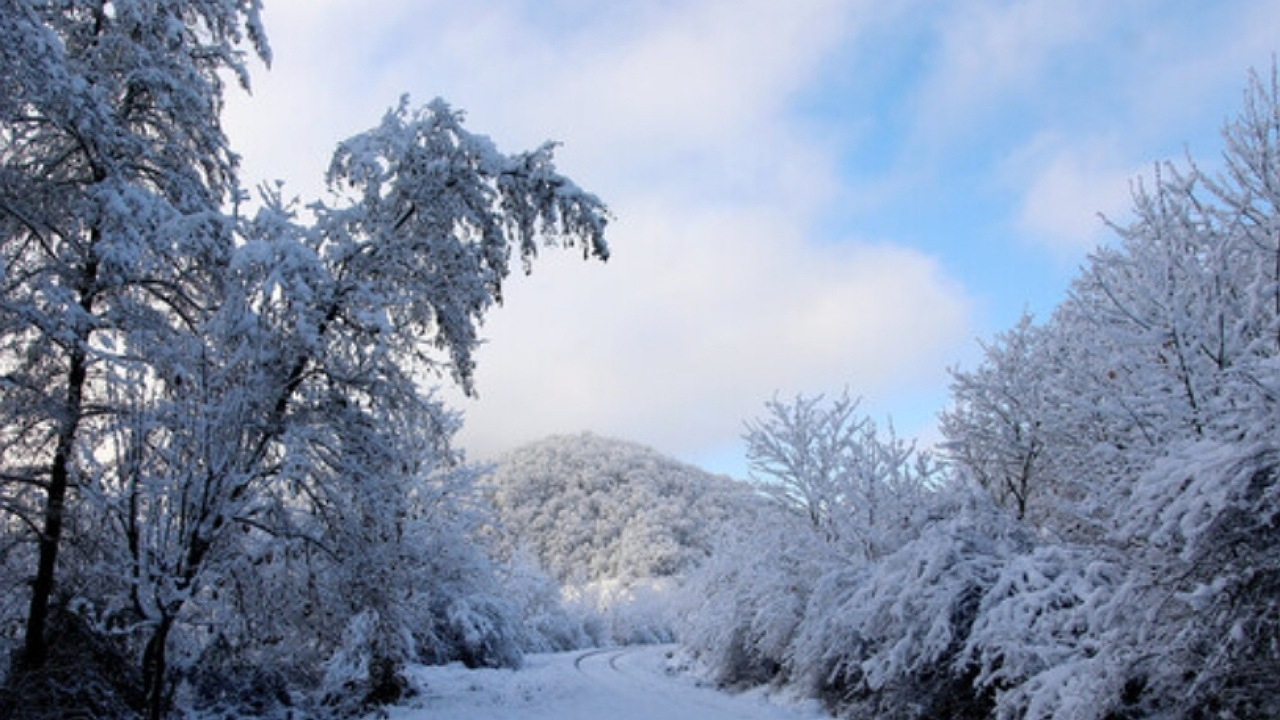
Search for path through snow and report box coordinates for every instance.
[385,644,832,720]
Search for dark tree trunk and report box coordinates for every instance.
[21,260,95,670]
[142,614,176,720]
[21,392,77,670]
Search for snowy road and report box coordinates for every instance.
[388,644,831,720]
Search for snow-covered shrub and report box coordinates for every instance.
[572,576,683,646]
[0,603,145,720]
[180,635,299,720]
[397,472,527,672]
[318,609,416,715]
[0,524,31,683]
[790,492,1029,720]
[496,549,601,652]
[964,543,1131,720]
[428,593,525,671]
[954,441,1280,720]
[680,506,828,687]
[1110,442,1280,719]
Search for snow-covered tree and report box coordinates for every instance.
[682,393,942,696]
[941,314,1054,523]
[743,391,934,558]
[948,67,1280,718]
[95,100,604,717]
[0,0,269,692]
[2,3,610,718]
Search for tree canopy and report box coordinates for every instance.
[1,2,608,718]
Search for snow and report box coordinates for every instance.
[384,644,831,720]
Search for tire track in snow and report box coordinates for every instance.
[572,645,826,720]
[571,647,615,672]
[399,645,829,720]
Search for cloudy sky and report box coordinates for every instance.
[223,0,1280,477]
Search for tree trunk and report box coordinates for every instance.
[142,613,176,720]
[21,415,75,669]
[21,304,93,670]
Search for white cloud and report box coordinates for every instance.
[1006,133,1140,257]
[893,0,1280,267]
[911,0,1105,146]
[450,200,971,464]
[224,0,862,217]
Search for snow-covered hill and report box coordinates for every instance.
[485,433,756,588]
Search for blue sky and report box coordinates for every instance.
[224,0,1280,478]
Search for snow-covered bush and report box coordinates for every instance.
[320,610,414,712]
[957,442,1280,720]
[1110,442,1280,719]
[787,490,1027,720]
[680,506,827,687]
[0,603,146,720]
[964,543,1130,720]
[0,523,30,683]
[496,548,602,653]
[572,577,682,646]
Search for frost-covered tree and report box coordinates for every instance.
[0,0,269,679]
[90,101,603,718]
[946,67,1280,718]
[683,393,941,696]
[1,3,610,718]
[743,391,933,558]
[743,392,860,533]
[941,68,1280,718]
[941,314,1054,523]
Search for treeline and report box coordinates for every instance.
[679,69,1280,719]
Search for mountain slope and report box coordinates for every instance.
[484,433,754,588]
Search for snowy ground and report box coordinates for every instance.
[383,644,832,720]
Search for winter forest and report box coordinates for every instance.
[2,2,1279,719]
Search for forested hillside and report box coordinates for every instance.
[487,433,752,585]
[485,433,758,641]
